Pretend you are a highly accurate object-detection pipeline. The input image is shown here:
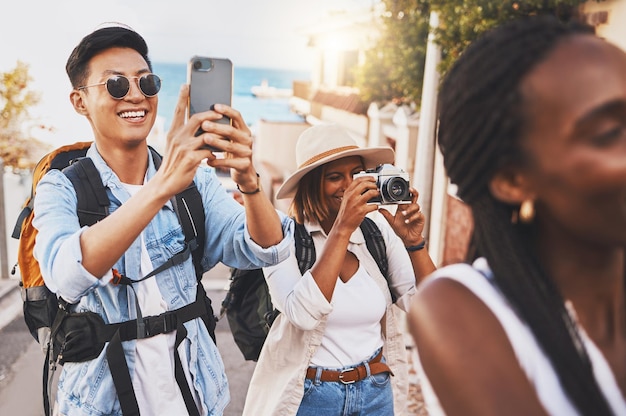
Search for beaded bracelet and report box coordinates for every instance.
[237,173,261,195]
[406,239,427,252]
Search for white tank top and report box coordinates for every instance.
[310,263,386,367]
[416,258,626,416]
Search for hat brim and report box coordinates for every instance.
[275,147,395,199]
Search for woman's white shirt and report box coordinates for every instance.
[310,263,386,367]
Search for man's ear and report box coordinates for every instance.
[70,90,88,116]
[489,166,533,205]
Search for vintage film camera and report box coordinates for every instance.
[353,164,412,204]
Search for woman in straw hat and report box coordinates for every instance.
[243,123,436,415]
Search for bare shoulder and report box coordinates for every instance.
[408,268,548,416]
[408,268,495,352]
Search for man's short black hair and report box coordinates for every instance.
[66,24,152,88]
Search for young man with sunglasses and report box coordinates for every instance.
[32,23,291,416]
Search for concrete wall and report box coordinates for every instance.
[441,195,473,267]
[254,119,310,175]
[319,107,369,143]
[253,119,310,212]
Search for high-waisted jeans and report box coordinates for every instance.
[296,349,394,416]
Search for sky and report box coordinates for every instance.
[1,0,374,145]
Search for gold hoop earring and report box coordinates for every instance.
[519,199,535,224]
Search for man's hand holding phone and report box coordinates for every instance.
[196,104,259,184]
[166,81,256,185]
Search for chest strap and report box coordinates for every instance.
[105,289,206,416]
[96,295,206,343]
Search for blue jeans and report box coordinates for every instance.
[296,349,394,416]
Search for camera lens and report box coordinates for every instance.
[382,177,410,202]
[193,60,202,70]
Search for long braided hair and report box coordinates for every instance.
[437,15,613,415]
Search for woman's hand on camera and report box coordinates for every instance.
[334,177,379,234]
[379,187,426,246]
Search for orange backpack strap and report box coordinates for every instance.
[12,142,94,291]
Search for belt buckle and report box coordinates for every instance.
[338,367,356,384]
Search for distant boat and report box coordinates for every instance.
[251,79,293,98]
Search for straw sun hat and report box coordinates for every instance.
[275,123,395,199]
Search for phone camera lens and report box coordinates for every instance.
[193,60,202,70]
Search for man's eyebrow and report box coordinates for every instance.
[101,69,122,76]
[100,68,151,77]
[574,99,626,129]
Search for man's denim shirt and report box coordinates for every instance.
[32,144,292,416]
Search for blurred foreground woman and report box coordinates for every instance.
[408,15,626,416]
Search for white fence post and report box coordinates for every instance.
[0,160,8,279]
[392,105,419,178]
[413,11,442,250]
[367,102,397,147]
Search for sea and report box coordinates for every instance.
[151,62,309,132]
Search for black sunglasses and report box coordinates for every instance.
[77,74,161,99]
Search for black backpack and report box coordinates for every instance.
[12,143,214,416]
[221,217,392,361]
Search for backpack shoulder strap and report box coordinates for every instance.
[359,217,395,302]
[147,146,206,281]
[293,221,315,274]
[11,143,93,239]
[174,183,206,280]
[360,217,389,277]
[62,157,110,227]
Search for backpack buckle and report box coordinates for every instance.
[111,269,123,285]
[111,269,132,285]
[143,311,177,338]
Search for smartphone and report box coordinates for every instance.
[187,56,233,150]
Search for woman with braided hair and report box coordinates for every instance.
[408,15,626,416]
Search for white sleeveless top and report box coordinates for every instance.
[416,257,626,416]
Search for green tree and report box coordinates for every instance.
[353,0,431,106]
[0,61,51,170]
[355,0,603,106]
[430,0,602,76]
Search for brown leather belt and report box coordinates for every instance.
[305,349,393,384]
